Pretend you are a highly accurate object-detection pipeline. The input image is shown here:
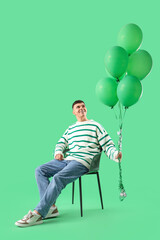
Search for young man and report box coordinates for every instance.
[15,100,122,227]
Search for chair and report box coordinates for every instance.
[63,147,104,217]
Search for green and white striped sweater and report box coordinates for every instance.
[53,119,118,169]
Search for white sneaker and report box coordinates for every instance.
[44,206,59,220]
[15,210,43,227]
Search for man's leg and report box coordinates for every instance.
[15,159,68,227]
[34,160,89,218]
[35,159,68,200]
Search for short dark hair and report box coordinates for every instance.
[72,100,85,109]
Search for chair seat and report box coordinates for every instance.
[86,171,98,174]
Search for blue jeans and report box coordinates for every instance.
[34,159,89,218]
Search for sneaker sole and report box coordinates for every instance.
[44,212,59,220]
[15,220,43,227]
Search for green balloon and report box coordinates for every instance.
[96,77,118,107]
[104,46,128,79]
[117,23,143,55]
[117,75,143,107]
[127,50,153,80]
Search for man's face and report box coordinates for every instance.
[72,102,87,119]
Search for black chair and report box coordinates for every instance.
[63,147,104,217]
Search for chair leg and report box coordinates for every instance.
[96,172,104,209]
[72,182,75,204]
[79,177,83,217]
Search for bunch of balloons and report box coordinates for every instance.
[95,23,153,201]
[96,23,152,108]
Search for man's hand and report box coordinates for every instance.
[115,152,122,163]
[55,154,64,161]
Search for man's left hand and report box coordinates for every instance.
[115,152,122,162]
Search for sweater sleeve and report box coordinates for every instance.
[96,124,118,162]
[53,128,69,158]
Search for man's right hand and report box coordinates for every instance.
[55,154,64,161]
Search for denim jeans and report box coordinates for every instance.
[34,159,89,218]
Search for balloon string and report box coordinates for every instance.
[118,101,123,129]
[117,101,127,201]
[123,108,127,122]
[112,106,118,120]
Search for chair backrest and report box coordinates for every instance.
[63,147,103,173]
[89,150,102,172]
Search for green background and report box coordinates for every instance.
[0,0,159,239]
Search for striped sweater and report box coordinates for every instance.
[53,119,118,169]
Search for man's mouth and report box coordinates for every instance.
[79,110,85,113]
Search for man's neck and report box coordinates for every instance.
[77,117,89,122]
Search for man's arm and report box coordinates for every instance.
[97,124,122,162]
[53,128,69,160]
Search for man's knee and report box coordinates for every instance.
[35,165,42,176]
